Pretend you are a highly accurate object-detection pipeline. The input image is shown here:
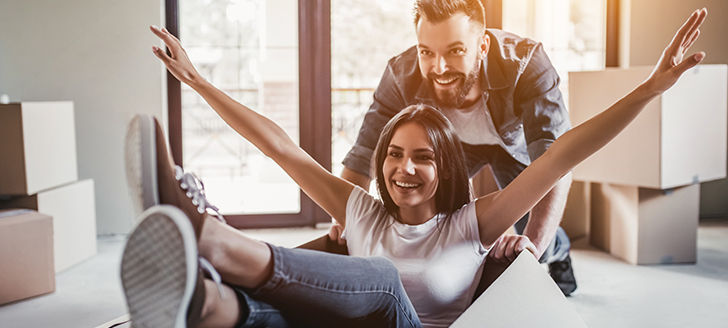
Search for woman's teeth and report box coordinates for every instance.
[394,180,420,188]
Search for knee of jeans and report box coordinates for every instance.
[370,257,400,284]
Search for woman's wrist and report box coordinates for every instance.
[188,74,210,91]
[637,78,663,99]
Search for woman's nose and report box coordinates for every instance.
[401,157,416,175]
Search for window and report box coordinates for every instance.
[167,0,330,228]
[503,0,607,103]
[330,0,416,189]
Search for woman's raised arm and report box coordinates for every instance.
[149,25,354,225]
[475,8,708,246]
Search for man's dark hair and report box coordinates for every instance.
[373,104,472,221]
[413,0,486,27]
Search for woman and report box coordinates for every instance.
[121,8,707,328]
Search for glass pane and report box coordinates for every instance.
[180,0,300,214]
[331,0,416,189]
[503,0,606,104]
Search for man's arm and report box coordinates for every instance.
[524,172,571,258]
[341,167,372,190]
[513,42,572,259]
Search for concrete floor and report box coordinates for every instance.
[0,221,726,327]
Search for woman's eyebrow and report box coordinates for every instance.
[414,148,435,154]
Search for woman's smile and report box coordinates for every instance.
[383,122,439,223]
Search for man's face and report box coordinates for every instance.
[416,12,487,109]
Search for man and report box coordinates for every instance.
[333,0,576,295]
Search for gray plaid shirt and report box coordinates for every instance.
[343,29,571,178]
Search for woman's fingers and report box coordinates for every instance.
[675,51,706,76]
[684,29,700,51]
[151,46,172,65]
[150,25,180,59]
[680,9,706,52]
[672,9,701,50]
[671,9,706,65]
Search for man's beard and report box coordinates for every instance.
[428,56,481,109]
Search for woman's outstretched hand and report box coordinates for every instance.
[646,8,707,94]
[150,25,203,87]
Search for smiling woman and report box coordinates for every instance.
[374,104,471,225]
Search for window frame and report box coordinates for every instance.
[165,0,331,229]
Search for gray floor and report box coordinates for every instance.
[1,221,726,328]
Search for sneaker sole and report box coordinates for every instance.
[125,115,160,218]
[121,205,198,328]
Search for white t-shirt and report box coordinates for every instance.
[343,186,489,328]
[440,95,502,146]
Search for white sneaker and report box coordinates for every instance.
[120,205,205,328]
[124,114,160,218]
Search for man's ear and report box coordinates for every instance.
[480,33,490,57]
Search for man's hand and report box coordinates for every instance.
[487,234,538,264]
[328,222,347,246]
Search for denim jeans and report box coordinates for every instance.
[232,244,422,328]
[462,143,571,264]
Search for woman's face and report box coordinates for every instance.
[382,122,439,218]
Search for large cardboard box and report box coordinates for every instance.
[451,252,586,327]
[569,65,727,189]
[0,209,55,305]
[591,183,699,265]
[561,180,591,241]
[0,180,97,272]
[0,101,78,195]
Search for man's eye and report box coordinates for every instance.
[451,48,465,55]
[419,49,432,56]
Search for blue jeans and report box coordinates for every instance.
[232,244,422,328]
[462,143,571,264]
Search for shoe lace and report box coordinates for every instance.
[199,257,226,298]
[175,166,226,224]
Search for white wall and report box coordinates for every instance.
[0,0,167,233]
[625,0,728,218]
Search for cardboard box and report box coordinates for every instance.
[589,183,610,252]
[451,252,586,328]
[0,209,55,305]
[561,180,590,241]
[0,179,97,272]
[590,182,699,265]
[0,102,79,195]
[569,65,727,189]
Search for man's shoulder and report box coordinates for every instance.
[486,29,542,68]
[376,46,423,100]
[385,46,421,79]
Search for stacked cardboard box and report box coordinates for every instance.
[567,65,727,264]
[0,102,97,277]
[0,209,55,305]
